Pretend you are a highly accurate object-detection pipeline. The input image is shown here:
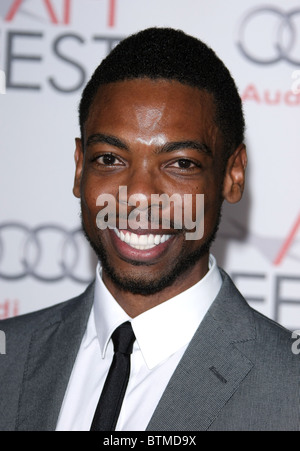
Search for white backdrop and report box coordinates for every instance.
[0,0,299,330]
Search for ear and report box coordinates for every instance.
[223,144,247,204]
[73,138,84,199]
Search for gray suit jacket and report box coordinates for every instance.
[0,270,299,431]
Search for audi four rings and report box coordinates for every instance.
[238,7,300,65]
[0,223,94,283]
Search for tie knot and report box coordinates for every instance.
[111,322,136,355]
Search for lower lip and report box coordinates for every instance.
[108,229,176,262]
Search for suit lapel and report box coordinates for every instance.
[16,284,94,431]
[147,272,255,431]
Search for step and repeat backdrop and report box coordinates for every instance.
[0,0,299,329]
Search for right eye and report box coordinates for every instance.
[94,153,124,166]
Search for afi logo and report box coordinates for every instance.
[274,213,300,266]
[3,0,72,25]
[2,0,117,27]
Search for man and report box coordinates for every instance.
[0,28,299,431]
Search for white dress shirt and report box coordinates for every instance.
[56,255,222,431]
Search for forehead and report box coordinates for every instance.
[85,79,218,141]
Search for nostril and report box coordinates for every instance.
[116,186,154,211]
[127,193,150,211]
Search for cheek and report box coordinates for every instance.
[80,175,104,226]
[81,171,107,207]
[202,189,223,232]
[191,177,223,228]
[80,175,123,229]
[81,186,98,215]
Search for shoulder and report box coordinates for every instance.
[0,283,95,339]
[209,270,300,430]
[249,306,298,364]
[217,269,296,354]
[252,307,293,339]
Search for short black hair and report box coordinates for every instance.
[79,27,245,161]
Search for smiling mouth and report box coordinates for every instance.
[113,228,172,250]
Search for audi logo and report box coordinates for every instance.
[237,7,300,66]
[0,223,95,283]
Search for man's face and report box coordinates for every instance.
[74,79,246,298]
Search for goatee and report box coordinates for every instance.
[81,209,222,296]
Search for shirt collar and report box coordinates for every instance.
[93,255,222,370]
[93,267,131,358]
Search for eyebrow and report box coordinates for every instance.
[86,133,129,151]
[86,133,212,156]
[157,141,213,156]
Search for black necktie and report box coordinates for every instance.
[90,321,136,431]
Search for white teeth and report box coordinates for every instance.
[113,229,172,250]
[139,235,148,246]
[148,234,154,246]
[154,235,161,245]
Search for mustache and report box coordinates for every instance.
[97,209,198,233]
[95,190,205,239]
[116,210,183,231]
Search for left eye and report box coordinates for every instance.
[172,159,197,169]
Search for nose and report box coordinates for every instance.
[117,165,161,209]
[116,164,164,231]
